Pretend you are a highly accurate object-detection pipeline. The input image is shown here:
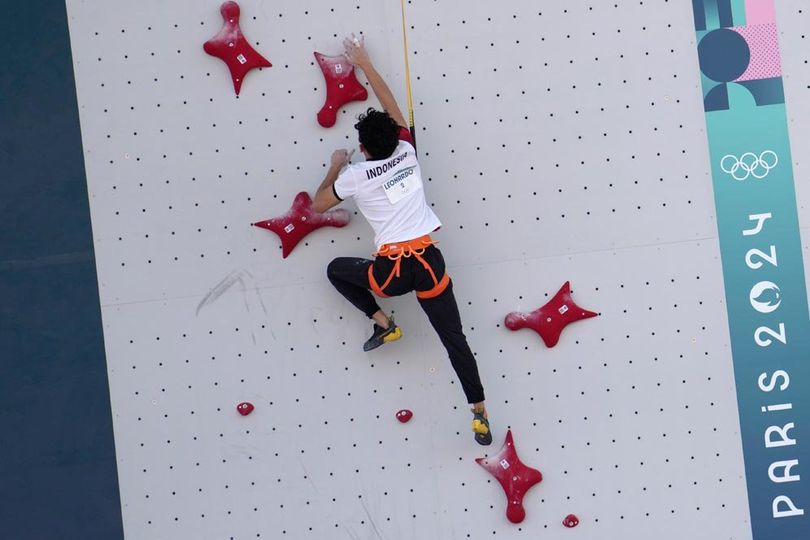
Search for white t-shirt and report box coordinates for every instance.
[333,138,441,249]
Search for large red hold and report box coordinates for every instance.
[476,430,542,524]
[314,52,368,127]
[253,192,351,258]
[504,281,598,348]
[203,1,272,95]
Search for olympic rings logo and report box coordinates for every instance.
[720,151,778,181]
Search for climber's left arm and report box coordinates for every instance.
[312,149,354,213]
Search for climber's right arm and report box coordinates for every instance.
[343,34,408,129]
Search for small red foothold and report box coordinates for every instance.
[314,52,368,127]
[253,191,351,258]
[505,281,598,348]
[396,409,413,423]
[563,514,579,528]
[237,402,254,416]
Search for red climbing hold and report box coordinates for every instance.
[253,191,351,258]
[203,1,272,95]
[236,402,254,416]
[476,430,542,524]
[315,52,368,127]
[504,281,598,348]
[395,409,413,423]
[563,514,580,528]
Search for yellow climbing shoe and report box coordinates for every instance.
[472,411,493,446]
[363,318,402,352]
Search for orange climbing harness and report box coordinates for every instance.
[368,234,451,299]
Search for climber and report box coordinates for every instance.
[311,35,492,445]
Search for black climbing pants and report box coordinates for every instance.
[326,246,486,404]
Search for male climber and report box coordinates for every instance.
[310,35,492,446]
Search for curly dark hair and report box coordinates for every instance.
[354,108,400,160]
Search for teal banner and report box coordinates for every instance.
[692,0,810,538]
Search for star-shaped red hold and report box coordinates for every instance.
[253,192,350,258]
[203,1,272,95]
[477,430,542,524]
[504,281,598,348]
[315,52,368,127]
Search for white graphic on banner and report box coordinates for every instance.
[720,151,778,181]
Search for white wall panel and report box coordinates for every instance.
[61,0,810,538]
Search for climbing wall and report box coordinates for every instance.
[781,3,810,296]
[63,0,810,538]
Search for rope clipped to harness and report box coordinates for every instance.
[368,235,449,299]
